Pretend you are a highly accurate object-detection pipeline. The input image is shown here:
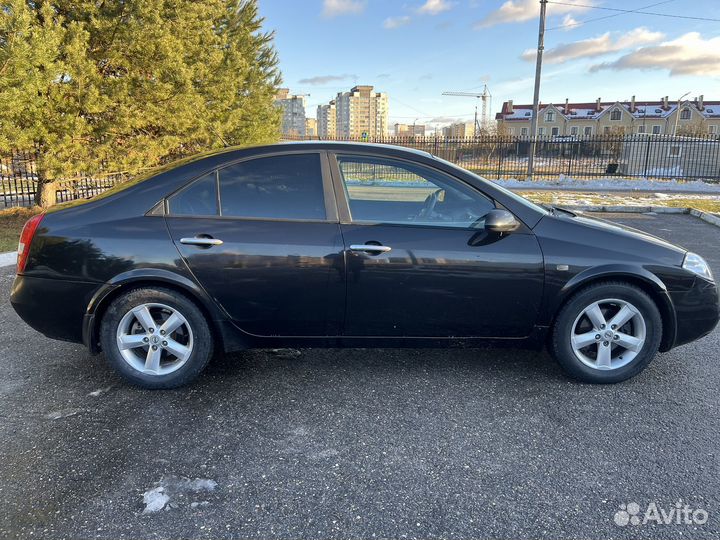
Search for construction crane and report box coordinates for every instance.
[442,85,492,133]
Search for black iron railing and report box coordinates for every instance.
[283,134,720,182]
[2,134,719,207]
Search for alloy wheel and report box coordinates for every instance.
[570,298,646,371]
[115,303,194,375]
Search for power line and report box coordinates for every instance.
[546,0,676,31]
[547,1,720,23]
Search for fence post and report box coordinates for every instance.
[643,135,651,178]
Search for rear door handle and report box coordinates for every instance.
[180,237,224,246]
[349,244,392,253]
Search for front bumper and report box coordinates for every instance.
[668,277,720,348]
[10,274,99,344]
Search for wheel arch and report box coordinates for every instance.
[549,265,677,352]
[82,269,230,354]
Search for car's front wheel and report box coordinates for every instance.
[551,281,662,383]
[100,287,214,389]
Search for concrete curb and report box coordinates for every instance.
[570,205,690,214]
[0,251,16,268]
[568,205,720,229]
[689,208,720,228]
[0,207,716,269]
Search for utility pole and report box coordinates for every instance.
[527,0,548,180]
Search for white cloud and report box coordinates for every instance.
[520,27,664,64]
[322,0,365,18]
[383,15,411,29]
[429,116,468,123]
[418,0,453,15]
[590,32,720,76]
[560,13,579,30]
[476,0,590,28]
[298,74,357,85]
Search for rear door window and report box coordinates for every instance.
[218,154,326,220]
[167,171,218,216]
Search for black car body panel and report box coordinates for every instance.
[9,142,719,356]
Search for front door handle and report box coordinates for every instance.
[349,244,392,253]
[180,237,224,246]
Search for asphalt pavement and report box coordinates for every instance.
[0,212,718,540]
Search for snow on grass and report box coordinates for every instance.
[493,175,720,193]
[523,191,720,214]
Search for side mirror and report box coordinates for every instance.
[484,209,519,233]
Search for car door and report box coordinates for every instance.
[165,151,345,337]
[330,152,544,338]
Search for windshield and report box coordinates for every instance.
[432,156,549,216]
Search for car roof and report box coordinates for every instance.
[266,140,434,158]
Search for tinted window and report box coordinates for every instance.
[219,154,325,220]
[167,171,218,216]
[336,155,494,228]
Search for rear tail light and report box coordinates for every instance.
[17,213,44,274]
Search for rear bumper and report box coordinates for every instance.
[10,274,99,344]
[669,277,720,348]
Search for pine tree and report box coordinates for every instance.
[0,0,281,207]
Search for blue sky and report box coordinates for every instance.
[258,0,720,126]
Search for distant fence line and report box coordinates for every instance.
[283,134,720,183]
[3,134,720,207]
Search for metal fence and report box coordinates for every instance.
[283,134,720,182]
[3,134,719,207]
[0,150,128,208]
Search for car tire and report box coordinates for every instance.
[100,287,214,389]
[551,281,662,383]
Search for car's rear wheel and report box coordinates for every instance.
[100,287,213,389]
[551,282,662,383]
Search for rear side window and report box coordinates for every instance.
[219,154,325,220]
[167,171,218,216]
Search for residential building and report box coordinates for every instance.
[275,88,307,137]
[317,101,336,139]
[495,95,720,137]
[335,85,389,138]
[442,121,475,138]
[394,123,426,137]
[621,135,720,177]
[305,118,317,137]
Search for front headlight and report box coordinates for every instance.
[682,252,714,281]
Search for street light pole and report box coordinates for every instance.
[527,0,548,180]
[672,91,690,136]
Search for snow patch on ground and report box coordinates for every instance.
[141,476,218,514]
[45,408,84,420]
[494,176,720,193]
[88,386,112,397]
[0,251,16,268]
[142,487,169,514]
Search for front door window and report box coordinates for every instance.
[335,155,494,229]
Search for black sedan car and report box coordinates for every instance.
[10,142,719,388]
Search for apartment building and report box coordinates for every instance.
[394,123,426,137]
[305,118,317,137]
[496,95,720,137]
[316,101,336,139]
[275,88,307,137]
[335,85,389,138]
[442,121,475,138]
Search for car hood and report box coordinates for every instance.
[549,211,687,261]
